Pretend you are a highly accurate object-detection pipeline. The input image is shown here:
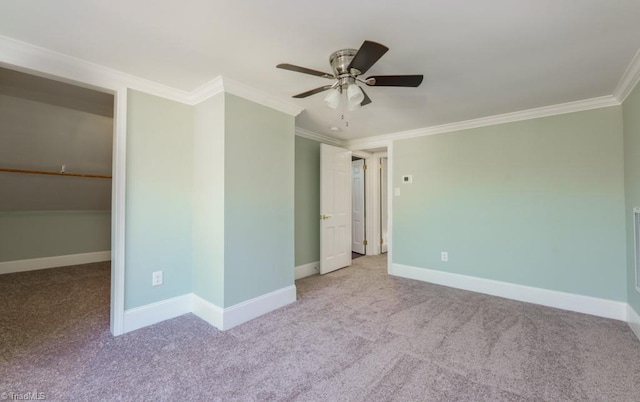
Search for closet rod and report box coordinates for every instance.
[0,168,112,179]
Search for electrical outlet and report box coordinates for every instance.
[152,270,163,286]
[441,251,449,262]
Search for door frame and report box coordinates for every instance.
[0,42,127,335]
[377,153,389,253]
[350,143,393,273]
[351,158,366,255]
[352,150,374,255]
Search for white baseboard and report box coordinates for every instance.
[628,304,640,342]
[123,285,297,334]
[390,263,627,321]
[221,285,297,330]
[123,294,192,333]
[0,251,111,275]
[295,261,319,280]
[192,294,224,329]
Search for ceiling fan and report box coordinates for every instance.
[277,40,424,111]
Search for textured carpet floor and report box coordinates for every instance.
[1,256,639,401]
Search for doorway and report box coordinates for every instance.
[0,68,117,334]
[380,157,388,254]
[352,156,366,259]
[354,147,389,259]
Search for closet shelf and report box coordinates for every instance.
[0,167,112,179]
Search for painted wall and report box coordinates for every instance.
[125,90,193,309]
[0,93,112,264]
[192,93,225,307]
[0,93,112,211]
[294,136,320,266]
[0,211,110,262]
[623,82,640,313]
[224,94,295,307]
[393,106,627,301]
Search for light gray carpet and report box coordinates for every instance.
[1,255,639,401]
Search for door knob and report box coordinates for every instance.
[320,214,332,220]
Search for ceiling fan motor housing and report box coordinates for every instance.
[330,49,359,89]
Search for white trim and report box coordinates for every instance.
[295,127,344,147]
[188,76,225,105]
[123,285,298,333]
[363,154,379,256]
[192,285,297,331]
[295,262,319,279]
[634,207,640,294]
[614,49,640,103]
[110,87,127,336]
[191,74,307,114]
[123,294,192,333]
[0,35,303,116]
[0,35,190,104]
[221,285,296,330]
[390,263,627,321]
[192,294,224,329]
[627,304,640,342]
[386,142,394,274]
[352,150,373,159]
[0,251,111,275]
[345,96,620,150]
[189,76,303,116]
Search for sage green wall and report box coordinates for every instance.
[294,136,320,266]
[0,211,110,262]
[623,82,640,313]
[224,93,295,307]
[393,107,626,301]
[125,90,193,309]
[192,93,225,307]
[0,93,112,211]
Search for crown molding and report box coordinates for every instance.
[613,49,640,103]
[188,76,303,116]
[0,36,304,116]
[188,76,224,105]
[346,95,620,149]
[295,127,344,147]
[0,35,191,102]
[2,34,632,143]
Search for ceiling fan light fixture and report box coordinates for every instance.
[347,83,364,108]
[324,88,341,109]
[347,98,362,111]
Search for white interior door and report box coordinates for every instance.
[380,157,388,253]
[320,143,352,274]
[352,159,366,254]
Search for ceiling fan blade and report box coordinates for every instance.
[360,87,372,106]
[292,85,334,98]
[366,75,424,87]
[277,63,334,79]
[347,41,389,75]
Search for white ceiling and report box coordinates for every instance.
[1,0,639,141]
